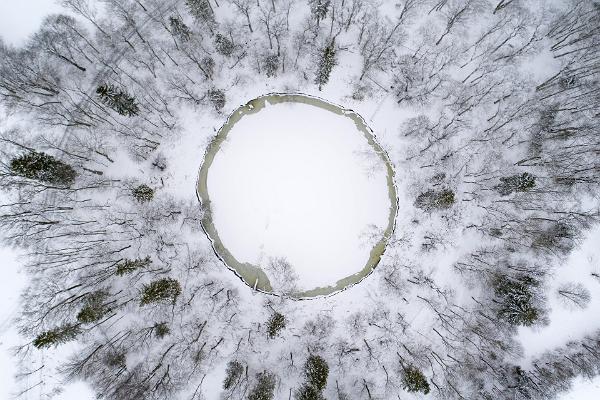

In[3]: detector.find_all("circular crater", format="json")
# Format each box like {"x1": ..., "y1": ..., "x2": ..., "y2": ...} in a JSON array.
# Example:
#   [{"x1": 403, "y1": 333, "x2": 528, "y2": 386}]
[{"x1": 197, "y1": 94, "x2": 398, "y2": 298}]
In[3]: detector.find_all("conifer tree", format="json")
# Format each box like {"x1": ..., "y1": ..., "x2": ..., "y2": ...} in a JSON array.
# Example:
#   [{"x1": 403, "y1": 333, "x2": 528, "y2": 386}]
[
  {"x1": 223, "y1": 360, "x2": 244, "y2": 390},
  {"x1": 401, "y1": 365, "x2": 430, "y2": 394},
  {"x1": 315, "y1": 39, "x2": 336, "y2": 90},
  {"x1": 493, "y1": 274, "x2": 541, "y2": 327},
  {"x1": 267, "y1": 312, "x2": 286, "y2": 338},
  {"x1": 415, "y1": 189, "x2": 455, "y2": 211},
  {"x1": 304, "y1": 354, "x2": 329, "y2": 391},
  {"x1": 115, "y1": 256, "x2": 152, "y2": 276},
  {"x1": 208, "y1": 89, "x2": 226, "y2": 111},
  {"x1": 169, "y1": 16, "x2": 192, "y2": 41},
  {"x1": 76, "y1": 290, "x2": 109, "y2": 324},
  {"x1": 154, "y1": 322, "x2": 170, "y2": 338},
  {"x1": 215, "y1": 33, "x2": 235, "y2": 56},
  {"x1": 33, "y1": 324, "x2": 81, "y2": 349},
  {"x1": 10, "y1": 151, "x2": 77, "y2": 186},
  {"x1": 263, "y1": 54, "x2": 280, "y2": 77},
  {"x1": 248, "y1": 371, "x2": 276, "y2": 400},
  {"x1": 96, "y1": 84, "x2": 139, "y2": 117},
  {"x1": 186, "y1": 0, "x2": 215, "y2": 28},
  {"x1": 140, "y1": 278, "x2": 181, "y2": 306},
  {"x1": 309, "y1": 0, "x2": 330, "y2": 25},
  {"x1": 132, "y1": 184, "x2": 154, "y2": 202},
  {"x1": 495, "y1": 172, "x2": 536, "y2": 196}
]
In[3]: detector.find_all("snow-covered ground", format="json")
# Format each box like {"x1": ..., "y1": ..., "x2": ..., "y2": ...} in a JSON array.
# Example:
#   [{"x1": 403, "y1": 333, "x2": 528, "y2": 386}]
[{"x1": 205, "y1": 97, "x2": 393, "y2": 292}]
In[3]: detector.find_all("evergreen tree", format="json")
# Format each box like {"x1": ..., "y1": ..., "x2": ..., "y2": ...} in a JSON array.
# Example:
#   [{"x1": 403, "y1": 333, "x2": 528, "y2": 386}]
[
  {"x1": 304, "y1": 354, "x2": 329, "y2": 391},
  {"x1": 315, "y1": 39, "x2": 336, "y2": 91},
  {"x1": 495, "y1": 172, "x2": 536, "y2": 196},
  {"x1": 208, "y1": 89, "x2": 226, "y2": 111},
  {"x1": 215, "y1": 33, "x2": 235, "y2": 56},
  {"x1": 401, "y1": 365, "x2": 430, "y2": 394},
  {"x1": 115, "y1": 256, "x2": 152, "y2": 276},
  {"x1": 169, "y1": 16, "x2": 192, "y2": 42},
  {"x1": 140, "y1": 278, "x2": 181, "y2": 306},
  {"x1": 77, "y1": 290, "x2": 110, "y2": 324},
  {"x1": 415, "y1": 189, "x2": 455, "y2": 211},
  {"x1": 267, "y1": 312, "x2": 286, "y2": 338},
  {"x1": 186, "y1": 0, "x2": 215, "y2": 27},
  {"x1": 263, "y1": 54, "x2": 280, "y2": 77},
  {"x1": 223, "y1": 360, "x2": 244, "y2": 390},
  {"x1": 295, "y1": 383, "x2": 325, "y2": 400},
  {"x1": 96, "y1": 84, "x2": 139, "y2": 117},
  {"x1": 33, "y1": 323, "x2": 81, "y2": 349},
  {"x1": 10, "y1": 151, "x2": 77, "y2": 186},
  {"x1": 154, "y1": 322, "x2": 170, "y2": 338},
  {"x1": 132, "y1": 184, "x2": 154, "y2": 202},
  {"x1": 248, "y1": 371, "x2": 276, "y2": 400},
  {"x1": 493, "y1": 274, "x2": 541, "y2": 327},
  {"x1": 309, "y1": 0, "x2": 330, "y2": 25}
]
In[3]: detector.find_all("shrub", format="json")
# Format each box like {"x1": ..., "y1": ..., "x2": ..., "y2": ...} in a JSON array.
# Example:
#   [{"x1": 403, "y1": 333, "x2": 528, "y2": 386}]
[
  {"x1": 402, "y1": 365, "x2": 430, "y2": 394},
  {"x1": 140, "y1": 278, "x2": 181, "y2": 306},
  {"x1": 33, "y1": 324, "x2": 81, "y2": 349},
  {"x1": 267, "y1": 312, "x2": 286, "y2": 338},
  {"x1": 132, "y1": 184, "x2": 154, "y2": 202},
  {"x1": 10, "y1": 151, "x2": 77, "y2": 186}
]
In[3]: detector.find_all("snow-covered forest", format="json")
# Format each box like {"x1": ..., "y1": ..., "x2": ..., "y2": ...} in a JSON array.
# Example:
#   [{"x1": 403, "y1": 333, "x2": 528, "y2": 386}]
[{"x1": 1, "y1": 0, "x2": 599, "y2": 399}]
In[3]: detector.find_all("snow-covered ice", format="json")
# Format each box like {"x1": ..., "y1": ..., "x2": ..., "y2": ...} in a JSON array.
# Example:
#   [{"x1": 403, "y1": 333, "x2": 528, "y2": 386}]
[{"x1": 206, "y1": 97, "x2": 393, "y2": 292}]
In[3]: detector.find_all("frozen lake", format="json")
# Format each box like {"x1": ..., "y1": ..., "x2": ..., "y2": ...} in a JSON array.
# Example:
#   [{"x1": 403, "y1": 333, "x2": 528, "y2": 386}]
[{"x1": 198, "y1": 94, "x2": 397, "y2": 297}]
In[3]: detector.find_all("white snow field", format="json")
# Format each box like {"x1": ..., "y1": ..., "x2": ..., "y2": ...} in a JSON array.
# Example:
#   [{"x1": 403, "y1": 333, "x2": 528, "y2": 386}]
[{"x1": 201, "y1": 95, "x2": 396, "y2": 295}]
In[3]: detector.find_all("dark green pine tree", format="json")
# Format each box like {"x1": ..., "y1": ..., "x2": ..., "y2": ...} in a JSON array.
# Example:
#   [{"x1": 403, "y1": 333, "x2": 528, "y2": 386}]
[
  {"x1": 493, "y1": 274, "x2": 541, "y2": 327},
  {"x1": 140, "y1": 278, "x2": 182, "y2": 306},
  {"x1": 76, "y1": 290, "x2": 110, "y2": 324},
  {"x1": 315, "y1": 39, "x2": 336, "y2": 91},
  {"x1": 96, "y1": 84, "x2": 140, "y2": 117},
  {"x1": 215, "y1": 33, "x2": 235, "y2": 56},
  {"x1": 263, "y1": 54, "x2": 280, "y2": 77},
  {"x1": 266, "y1": 312, "x2": 286, "y2": 338},
  {"x1": 33, "y1": 323, "x2": 81, "y2": 349},
  {"x1": 208, "y1": 89, "x2": 226, "y2": 111},
  {"x1": 495, "y1": 172, "x2": 536, "y2": 196},
  {"x1": 132, "y1": 184, "x2": 154, "y2": 202},
  {"x1": 294, "y1": 383, "x2": 325, "y2": 400},
  {"x1": 248, "y1": 371, "x2": 276, "y2": 400},
  {"x1": 10, "y1": 151, "x2": 77, "y2": 186},
  {"x1": 309, "y1": 0, "x2": 331, "y2": 25},
  {"x1": 115, "y1": 256, "x2": 152, "y2": 276},
  {"x1": 186, "y1": 0, "x2": 215, "y2": 28},
  {"x1": 414, "y1": 189, "x2": 455, "y2": 211},
  {"x1": 154, "y1": 322, "x2": 171, "y2": 338},
  {"x1": 304, "y1": 354, "x2": 329, "y2": 391},
  {"x1": 169, "y1": 16, "x2": 192, "y2": 41},
  {"x1": 223, "y1": 360, "x2": 244, "y2": 390},
  {"x1": 402, "y1": 365, "x2": 430, "y2": 394}
]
